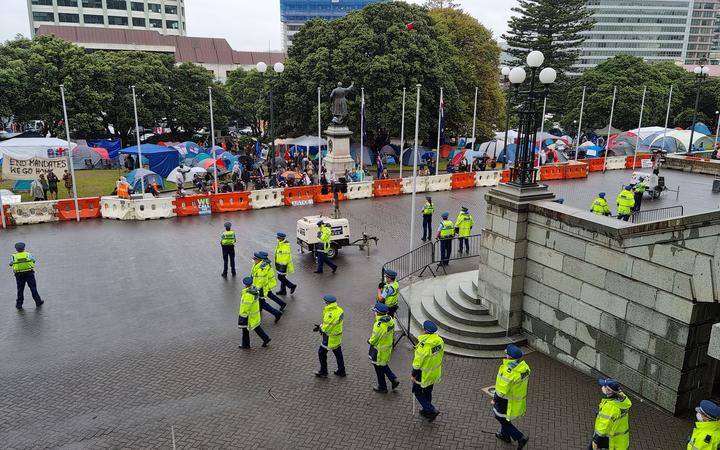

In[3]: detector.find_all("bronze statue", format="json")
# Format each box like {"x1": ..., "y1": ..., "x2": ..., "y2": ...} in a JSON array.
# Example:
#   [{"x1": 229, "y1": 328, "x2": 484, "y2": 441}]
[{"x1": 330, "y1": 82, "x2": 355, "y2": 125}]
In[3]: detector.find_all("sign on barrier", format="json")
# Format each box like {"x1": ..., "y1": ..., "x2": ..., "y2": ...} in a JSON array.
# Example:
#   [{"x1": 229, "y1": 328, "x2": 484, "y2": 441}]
[
  {"x1": 9, "y1": 200, "x2": 59, "y2": 225},
  {"x1": 426, "y1": 174, "x2": 452, "y2": 192},
  {"x1": 283, "y1": 186, "x2": 320, "y2": 206},
  {"x1": 401, "y1": 177, "x2": 428, "y2": 194},
  {"x1": 250, "y1": 188, "x2": 284, "y2": 209},
  {"x1": 345, "y1": 181, "x2": 373, "y2": 199},
  {"x1": 173, "y1": 194, "x2": 210, "y2": 217}
]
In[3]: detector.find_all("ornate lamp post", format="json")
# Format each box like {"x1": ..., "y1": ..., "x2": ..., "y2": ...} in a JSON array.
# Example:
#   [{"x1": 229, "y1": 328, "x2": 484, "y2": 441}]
[
  {"x1": 257, "y1": 61, "x2": 285, "y2": 177},
  {"x1": 688, "y1": 60, "x2": 709, "y2": 153},
  {"x1": 506, "y1": 50, "x2": 556, "y2": 186},
  {"x1": 500, "y1": 66, "x2": 511, "y2": 160}
]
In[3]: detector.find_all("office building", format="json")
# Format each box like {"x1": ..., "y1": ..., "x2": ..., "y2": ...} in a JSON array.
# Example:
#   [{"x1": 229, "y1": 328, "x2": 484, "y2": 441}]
[
  {"x1": 27, "y1": 0, "x2": 187, "y2": 37},
  {"x1": 280, "y1": 0, "x2": 387, "y2": 50}
]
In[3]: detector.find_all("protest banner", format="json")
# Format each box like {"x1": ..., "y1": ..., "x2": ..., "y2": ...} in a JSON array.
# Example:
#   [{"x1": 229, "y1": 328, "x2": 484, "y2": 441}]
[{"x1": 2, "y1": 156, "x2": 68, "y2": 180}]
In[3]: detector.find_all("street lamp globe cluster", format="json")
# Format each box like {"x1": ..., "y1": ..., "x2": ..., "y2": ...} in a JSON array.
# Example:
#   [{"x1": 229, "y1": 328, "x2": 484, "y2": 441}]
[
  {"x1": 256, "y1": 61, "x2": 285, "y2": 177},
  {"x1": 502, "y1": 50, "x2": 556, "y2": 187},
  {"x1": 688, "y1": 61, "x2": 710, "y2": 153}
]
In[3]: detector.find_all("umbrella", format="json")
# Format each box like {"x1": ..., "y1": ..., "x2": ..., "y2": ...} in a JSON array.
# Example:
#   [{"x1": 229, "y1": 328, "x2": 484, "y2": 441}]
[
  {"x1": 280, "y1": 170, "x2": 302, "y2": 179},
  {"x1": 200, "y1": 158, "x2": 225, "y2": 170},
  {"x1": 167, "y1": 166, "x2": 206, "y2": 184},
  {"x1": 450, "y1": 150, "x2": 467, "y2": 166}
]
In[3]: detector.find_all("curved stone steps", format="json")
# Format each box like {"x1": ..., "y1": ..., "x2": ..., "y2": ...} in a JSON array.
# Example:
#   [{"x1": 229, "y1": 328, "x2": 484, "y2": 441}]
[
  {"x1": 421, "y1": 294, "x2": 501, "y2": 333},
  {"x1": 408, "y1": 321, "x2": 513, "y2": 358},
  {"x1": 435, "y1": 278, "x2": 489, "y2": 316}
]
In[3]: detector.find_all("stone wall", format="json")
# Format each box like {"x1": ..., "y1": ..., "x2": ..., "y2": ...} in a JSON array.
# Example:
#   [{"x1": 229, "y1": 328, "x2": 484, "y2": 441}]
[
  {"x1": 664, "y1": 154, "x2": 720, "y2": 175},
  {"x1": 520, "y1": 201, "x2": 720, "y2": 414}
]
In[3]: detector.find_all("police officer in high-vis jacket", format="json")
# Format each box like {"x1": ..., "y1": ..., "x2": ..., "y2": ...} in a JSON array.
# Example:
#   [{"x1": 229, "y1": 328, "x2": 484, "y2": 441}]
[
  {"x1": 314, "y1": 295, "x2": 346, "y2": 378},
  {"x1": 314, "y1": 220, "x2": 338, "y2": 274},
  {"x1": 377, "y1": 269, "x2": 399, "y2": 317},
  {"x1": 493, "y1": 344, "x2": 530, "y2": 449},
  {"x1": 9, "y1": 242, "x2": 43, "y2": 310},
  {"x1": 590, "y1": 378, "x2": 632, "y2": 450},
  {"x1": 454, "y1": 206, "x2": 474, "y2": 254},
  {"x1": 437, "y1": 212, "x2": 455, "y2": 266},
  {"x1": 251, "y1": 251, "x2": 284, "y2": 322},
  {"x1": 421, "y1": 196, "x2": 434, "y2": 241},
  {"x1": 412, "y1": 320, "x2": 444, "y2": 421},
  {"x1": 274, "y1": 232, "x2": 297, "y2": 295},
  {"x1": 687, "y1": 400, "x2": 720, "y2": 450},
  {"x1": 368, "y1": 302, "x2": 399, "y2": 393},
  {"x1": 238, "y1": 277, "x2": 270, "y2": 348},
  {"x1": 220, "y1": 222, "x2": 236, "y2": 277}
]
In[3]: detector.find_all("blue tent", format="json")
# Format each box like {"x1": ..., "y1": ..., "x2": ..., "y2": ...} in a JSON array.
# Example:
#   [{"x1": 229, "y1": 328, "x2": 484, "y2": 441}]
[
  {"x1": 350, "y1": 144, "x2": 373, "y2": 165},
  {"x1": 120, "y1": 144, "x2": 179, "y2": 177},
  {"x1": 126, "y1": 168, "x2": 165, "y2": 193},
  {"x1": 401, "y1": 146, "x2": 434, "y2": 165},
  {"x1": 692, "y1": 122, "x2": 712, "y2": 136},
  {"x1": 87, "y1": 138, "x2": 122, "y2": 159}
]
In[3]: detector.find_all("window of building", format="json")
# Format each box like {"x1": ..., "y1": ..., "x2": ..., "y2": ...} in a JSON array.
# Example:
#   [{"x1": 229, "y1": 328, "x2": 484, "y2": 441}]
[
  {"x1": 165, "y1": 5, "x2": 178, "y2": 15},
  {"x1": 32, "y1": 11, "x2": 54, "y2": 22},
  {"x1": 58, "y1": 13, "x2": 80, "y2": 23},
  {"x1": 106, "y1": 0, "x2": 127, "y2": 10},
  {"x1": 84, "y1": 14, "x2": 104, "y2": 24},
  {"x1": 82, "y1": 0, "x2": 102, "y2": 8},
  {"x1": 149, "y1": 19, "x2": 163, "y2": 28},
  {"x1": 132, "y1": 17, "x2": 146, "y2": 27},
  {"x1": 148, "y1": 3, "x2": 161, "y2": 13},
  {"x1": 57, "y1": 0, "x2": 78, "y2": 6},
  {"x1": 108, "y1": 16, "x2": 129, "y2": 26},
  {"x1": 166, "y1": 20, "x2": 179, "y2": 29},
  {"x1": 131, "y1": 2, "x2": 145, "y2": 11},
  {"x1": 31, "y1": 0, "x2": 52, "y2": 5}
]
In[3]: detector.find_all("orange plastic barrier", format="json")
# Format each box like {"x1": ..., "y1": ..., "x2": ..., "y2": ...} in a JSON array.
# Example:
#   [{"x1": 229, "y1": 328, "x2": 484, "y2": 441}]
[
  {"x1": 451, "y1": 172, "x2": 476, "y2": 189},
  {"x1": 539, "y1": 165, "x2": 564, "y2": 181},
  {"x1": 373, "y1": 179, "x2": 402, "y2": 197},
  {"x1": 314, "y1": 190, "x2": 346, "y2": 203},
  {"x1": 173, "y1": 194, "x2": 210, "y2": 216},
  {"x1": 56, "y1": 197, "x2": 102, "y2": 221},
  {"x1": 282, "y1": 186, "x2": 320, "y2": 206},
  {"x1": 564, "y1": 164, "x2": 589, "y2": 179},
  {"x1": 500, "y1": 170, "x2": 510, "y2": 183},
  {"x1": 625, "y1": 154, "x2": 653, "y2": 169},
  {"x1": 585, "y1": 158, "x2": 605, "y2": 172},
  {"x1": 210, "y1": 192, "x2": 252, "y2": 213},
  {"x1": 1, "y1": 204, "x2": 12, "y2": 227}
]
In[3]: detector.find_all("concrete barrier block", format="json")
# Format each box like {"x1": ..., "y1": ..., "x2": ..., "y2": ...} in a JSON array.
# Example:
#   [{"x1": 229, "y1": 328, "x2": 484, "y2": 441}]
[
  {"x1": 581, "y1": 283, "x2": 628, "y2": 319},
  {"x1": 345, "y1": 181, "x2": 373, "y2": 199},
  {"x1": 134, "y1": 197, "x2": 176, "y2": 220},
  {"x1": 400, "y1": 177, "x2": 428, "y2": 194},
  {"x1": 9, "y1": 201, "x2": 59, "y2": 225},
  {"x1": 100, "y1": 197, "x2": 137, "y2": 220},
  {"x1": 426, "y1": 174, "x2": 452, "y2": 192},
  {"x1": 249, "y1": 188, "x2": 283, "y2": 209},
  {"x1": 475, "y1": 170, "x2": 501, "y2": 187}
]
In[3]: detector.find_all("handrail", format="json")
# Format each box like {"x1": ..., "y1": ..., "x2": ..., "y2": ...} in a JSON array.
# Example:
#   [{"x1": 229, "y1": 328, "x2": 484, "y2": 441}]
[{"x1": 631, "y1": 205, "x2": 684, "y2": 223}]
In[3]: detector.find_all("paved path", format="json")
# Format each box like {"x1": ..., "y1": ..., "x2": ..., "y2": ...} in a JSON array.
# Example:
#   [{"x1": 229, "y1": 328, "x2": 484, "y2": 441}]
[{"x1": 0, "y1": 169, "x2": 708, "y2": 448}]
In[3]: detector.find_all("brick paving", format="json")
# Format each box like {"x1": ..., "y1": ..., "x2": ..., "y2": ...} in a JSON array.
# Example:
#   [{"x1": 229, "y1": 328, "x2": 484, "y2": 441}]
[{"x1": 0, "y1": 169, "x2": 707, "y2": 449}]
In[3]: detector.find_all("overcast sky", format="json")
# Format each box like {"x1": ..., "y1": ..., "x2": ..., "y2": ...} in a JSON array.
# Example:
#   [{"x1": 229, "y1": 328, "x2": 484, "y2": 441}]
[{"x1": 1, "y1": 0, "x2": 517, "y2": 50}]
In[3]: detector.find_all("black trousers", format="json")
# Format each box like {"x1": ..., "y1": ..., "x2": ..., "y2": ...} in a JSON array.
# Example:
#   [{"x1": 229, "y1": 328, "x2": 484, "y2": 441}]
[
  {"x1": 422, "y1": 215, "x2": 432, "y2": 240},
  {"x1": 458, "y1": 237, "x2": 469, "y2": 253},
  {"x1": 495, "y1": 415, "x2": 525, "y2": 442},
  {"x1": 412, "y1": 383, "x2": 435, "y2": 414},
  {"x1": 318, "y1": 345, "x2": 345, "y2": 375},
  {"x1": 266, "y1": 291, "x2": 287, "y2": 309},
  {"x1": 221, "y1": 245, "x2": 236, "y2": 275},
  {"x1": 440, "y1": 238, "x2": 452, "y2": 265},
  {"x1": 259, "y1": 298, "x2": 281, "y2": 319},
  {"x1": 373, "y1": 364, "x2": 397, "y2": 391},
  {"x1": 633, "y1": 192, "x2": 643, "y2": 212},
  {"x1": 277, "y1": 273, "x2": 296, "y2": 294},
  {"x1": 241, "y1": 326, "x2": 270, "y2": 347},
  {"x1": 15, "y1": 271, "x2": 42, "y2": 307},
  {"x1": 315, "y1": 251, "x2": 337, "y2": 273}
]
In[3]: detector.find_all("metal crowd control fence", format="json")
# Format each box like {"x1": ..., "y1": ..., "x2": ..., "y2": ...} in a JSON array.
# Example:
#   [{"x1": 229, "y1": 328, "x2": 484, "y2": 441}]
[
  {"x1": 381, "y1": 233, "x2": 482, "y2": 347},
  {"x1": 631, "y1": 205, "x2": 684, "y2": 223}
]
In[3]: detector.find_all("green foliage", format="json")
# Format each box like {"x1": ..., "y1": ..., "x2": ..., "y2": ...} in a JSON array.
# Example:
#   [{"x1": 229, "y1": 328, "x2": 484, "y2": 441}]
[{"x1": 225, "y1": 68, "x2": 269, "y2": 138}]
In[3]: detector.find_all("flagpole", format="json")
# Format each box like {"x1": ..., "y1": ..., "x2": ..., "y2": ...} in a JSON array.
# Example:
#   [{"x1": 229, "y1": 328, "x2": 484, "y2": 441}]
[
  {"x1": 632, "y1": 86, "x2": 647, "y2": 170},
  {"x1": 317, "y1": 86, "x2": 323, "y2": 176},
  {"x1": 209, "y1": 86, "x2": 218, "y2": 194},
  {"x1": 435, "y1": 87, "x2": 443, "y2": 176},
  {"x1": 399, "y1": 87, "x2": 407, "y2": 179},
  {"x1": 575, "y1": 86, "x2": 586, "y2": 161},
  {"x1": 602, "y1": 86, "x2": 617, "y2": 173},
  {"x1": 471, "y1": 86, "x2": 478, "y2": 148},
  {"x1": 409, "y1": 84, "x2": 422, "y2": 271},
  {"x1": 60, "y1": 85, "x2": 81, "y2": 222},
  {"x1": 540, "y1": 97, "x2": 548, "y2": 135},
  {"x1": 663, "y1": 85, "x2": 673, "y2": 148},
  {"x1": 131, "y1": 85, "x2": 145, "y2": 195},
  {"x1": 360, "y1": 87, "x2": 365, "y2": 171}
]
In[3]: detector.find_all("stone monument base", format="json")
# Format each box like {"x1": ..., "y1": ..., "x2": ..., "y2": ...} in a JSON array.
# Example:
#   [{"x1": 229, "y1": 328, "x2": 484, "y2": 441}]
[{"x1": 323, "y1": 125, "x2": 356, "y2": 179}]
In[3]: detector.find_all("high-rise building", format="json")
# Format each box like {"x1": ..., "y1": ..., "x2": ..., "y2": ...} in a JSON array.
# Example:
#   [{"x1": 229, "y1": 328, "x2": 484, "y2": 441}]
[
  {"x1": 27, "y1": 0, "x2": 187, "y2": 37},
  {"x1": 280, "y1": 0, "x2": 387, "y2": 50},
  {"x1": 690, "y1": 0, "x2": 720, "y2": 65}
]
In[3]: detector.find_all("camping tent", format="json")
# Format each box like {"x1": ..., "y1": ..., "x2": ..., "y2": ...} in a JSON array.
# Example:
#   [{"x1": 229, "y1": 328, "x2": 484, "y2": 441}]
[
  {"x1": 71, "y1": 145, "x2": 110, "y2": 169},
  {"x1": 120, "y1": 144, "x2": 180, "y2": 177},
  {"x1": 87, "y1": 138, "x2": 121, "y2": 159},
  {"x1": 495, "y1": 130, "x2": 518, "y2": 144},
  {"x1": 0, "y1": 137, "x2": 77, "y2": 159},
  {"x1": 126, "y1": 168, "x2": 165, "y2": 192},
  {"x1": 401, "y1": 146, "x2": 434, "y2": 166},
  {"x1": 691, "y1": 122, "x2": 712, "y2": 136},
  {"x1": 648, "y1": 130, "x2": 713, "y2": 153},
  {"x1": 477, "y1": 140, "x2": 506, "y2": 157},
  {"x1": 286, "y1": 136, "x2": 327, "y2": 159},
  {"x1": 350, "y1": 144, "x2": 373, "y2": 165},
  {"x1": 594, "y1": 125, "x2": 623, "y2": 136},
  {"x1": 626, "y1": 127, "x2": 672, "y2": 141}
]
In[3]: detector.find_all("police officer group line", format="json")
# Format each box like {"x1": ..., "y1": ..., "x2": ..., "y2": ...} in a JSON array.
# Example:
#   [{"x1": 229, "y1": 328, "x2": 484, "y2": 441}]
[
  {"x1": 420, "y1": 196, "x2": 475, "y2": 267},
  {"x1": 590, "y1": 178, "x2": 646, "y2": 222}
]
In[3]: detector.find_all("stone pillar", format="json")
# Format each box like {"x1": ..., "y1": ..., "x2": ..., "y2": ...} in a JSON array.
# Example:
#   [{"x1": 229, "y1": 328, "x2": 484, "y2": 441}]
[
  {"x1": 323, "y1": 125, "x2": 355, "y2": 179},
  {"x1": 477, "y1": 183, "x2": 555, "y2": 334}
]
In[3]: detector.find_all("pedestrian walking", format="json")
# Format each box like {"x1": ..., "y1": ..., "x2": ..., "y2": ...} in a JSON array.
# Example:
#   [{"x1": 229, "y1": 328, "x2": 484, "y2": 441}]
[
  {"x1": 220, "y1": 222, "x2": 236, "y2": 278},
  {"x1": 454, "y1": 206, "x2": 474, "y2": 254},
  {"x1": 46, "y1": 171, "x2": 59, "y2": 200},
  {"x1": 687, "y1": 400, "x2": 720, "y2": 449},
  {"x1": 30, "y1": 178, "x2": 45, "y2": 201},
  {"x1": 590, "y1": 192, "x2": 611, "y2": 216},
  {"x1": 412, "y1": 320, "x2": 444, "y2": 421},
  {"x1": 492, "y1": 344, "x2": 530, "y2": 449},
  {"x1": 238, "y1": 277, "x2": 271, "y2": 348},
  {"x1": 9, "y1": 242, "x2": 43, "y2": 310},
  {"x1": 274, "y1": 232, "x2": 297, "y2": 295},
  {"x1": 251, "y1": 251, "x2": 284, "y2": 322},
  {"x1": 633, "y1": 178, "x2": 646, "y2": 212},
  {"x1": 314, "y1": 295, "x2": 346, "y2": 378},
  {"x1": 368, "y1": 302, "x2": 399, "y2": 393},
  {"x1": 616, "y1": 186, "x2": 635, "y2": 222},
  {"x1": 261, "y1": 253, "x2": 288, "y2": 311},
  {"x1": 589, "y1": 378, "x2": 632, "y2": 450},
  {"x1": 62, "y1": 169, "x2": 73, "y2": 197},
  {"x1": 421, "y1": 196, "x2": 434, "y2": 241},
  {"x1": 314, "y1": 220, "x2": 337, "y2": 274},
  {"x1": 377, "y1": 269, "x2": 399, "y2": 318},
  {"x1": 437, "y1": 212, "x2": 454, "y2": 266}
]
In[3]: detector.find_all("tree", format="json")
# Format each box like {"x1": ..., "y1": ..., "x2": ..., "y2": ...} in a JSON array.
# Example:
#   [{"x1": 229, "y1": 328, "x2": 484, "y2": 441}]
[
  {"x1": 225, "y1": 68, "x2": 269, "y2": 139},
  {"x1": 168, "y1": 63, "x2": 230, "y2": 134},
  {"x1": 502, "y1": 0, "x2": 593, "y2": 78}
]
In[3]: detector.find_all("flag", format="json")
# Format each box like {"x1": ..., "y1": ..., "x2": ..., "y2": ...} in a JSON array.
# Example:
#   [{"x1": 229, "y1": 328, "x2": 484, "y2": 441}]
[
  {"x1": 439, "y1": 92, "x2": 445, "y2": 143},
  {"x1": 361, "y1": 96, "x2": 367, "y2": 144},
  {"x1": 406, "y1": 22, "x2": 415, "y2": 31}
]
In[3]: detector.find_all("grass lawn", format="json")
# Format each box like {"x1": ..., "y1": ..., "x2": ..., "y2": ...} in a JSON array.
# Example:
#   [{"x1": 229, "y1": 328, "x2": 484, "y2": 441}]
[{"x1": 0, "y1": 169, "x2": 133, "y2": 202}]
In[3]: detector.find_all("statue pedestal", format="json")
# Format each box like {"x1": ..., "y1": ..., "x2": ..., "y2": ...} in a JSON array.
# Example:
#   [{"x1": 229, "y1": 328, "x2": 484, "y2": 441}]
[{"x1": 323, "y1": 125, "x2": 356, "y2": 179}]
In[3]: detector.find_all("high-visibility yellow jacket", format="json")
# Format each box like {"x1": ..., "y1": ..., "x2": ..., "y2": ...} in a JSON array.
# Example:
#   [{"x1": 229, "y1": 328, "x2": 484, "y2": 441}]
[
  {"x1": 687, "y1": 421, "x2": 720, "y2": 450},
  {"x1": 439, "y1": 220, "x2": 454, "y2": 238},
  {"x1": 616, "y1": 189, "x2": 635, "y2": 215},
  {"x1": 591, "y1": 197, "x2": 611, "y2": 215},
  {"x1": 368, "y1": 314, "x2": 395, "y2": 366},
  {"x1": 274, "y1": 239, "x2": 294, "y2": 274},
  {"x1": 380, "y1": 281, "x2": 399, "y2": 307},
  {"x1": 413, "y1": 332, "x2": 444, "y2": 388},
  {"x1": 320, "y1": 302, "x2": 344, "y2": 350},
  {"x1": 238, "y1": 287, "x2": 261, "y2": 330},
  {"x1": 422, "y1": 201, "x2": 434, "y2": 215},
  {"x1": 494, "y1": 358, "x2": 531, "y2": 421},
  {"x1": 455, "y1": 212, "x2": 474, "y2": 237},
  {"x1": 221, "y1": 230, "x2": 236, "y2": 246},
  {"x1": 251, "y1": 260, "x2": 277, "y2": 296},
  {"x1": 634, "y1": 182, "x2": 646, "y2": 194},
  {"x1": 319, "y1": 224, "x2": 332, "y2": 253},
  {"x1": 593, "y1": 394, "x2": 632, "y2": 450},
  {"x1": 11, "y1": 252, "x2": 35, "y2": 273}
]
